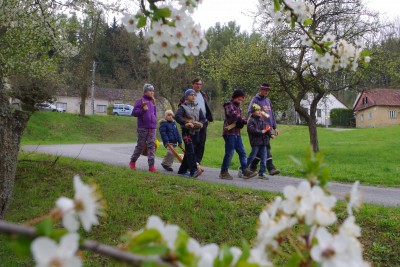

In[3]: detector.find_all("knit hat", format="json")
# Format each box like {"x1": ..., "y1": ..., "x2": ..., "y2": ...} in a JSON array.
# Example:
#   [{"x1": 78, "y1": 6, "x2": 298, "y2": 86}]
[
  {"x1": 143, "y1": 84, "x2": 154, "y2": 93},
  {"x1": 184, "y1": 89, "x2": 196, "y2": 99},
  {"x1": 260, "y1": 82, "x2": 271, "y2": 90},
  {"x1": 165, "y1": 110, "x2": 174, "y2": 117},
  {"x1": 250, "y1": 103, "x2": 262, "y2": 113},
  {"x1": 232, "y1": 89, "x2": 245, "y2": 99}
]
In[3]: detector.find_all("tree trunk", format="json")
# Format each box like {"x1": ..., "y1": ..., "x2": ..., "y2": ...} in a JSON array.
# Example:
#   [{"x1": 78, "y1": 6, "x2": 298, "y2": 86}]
[
  {"x1": 307, "y1": 121, "x2": 319, "y2": 152},
  {"x1": 294, "y1": 100, "x2": 320, "y2": 152},
  {"x1": 80, "y1": 89, "x2": 86, "y2": 117},
  {"x1": 0, "y1": 91, "x2": 30, "y2": 219}
]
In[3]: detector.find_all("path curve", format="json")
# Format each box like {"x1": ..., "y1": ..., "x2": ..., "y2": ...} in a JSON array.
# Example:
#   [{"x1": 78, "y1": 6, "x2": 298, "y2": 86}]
[{"x1": 22, "y1": 144, "x2": 400, "y2": 207}]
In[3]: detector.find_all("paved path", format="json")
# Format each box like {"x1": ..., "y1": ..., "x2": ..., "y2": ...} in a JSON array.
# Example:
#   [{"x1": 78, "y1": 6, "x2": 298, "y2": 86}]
[{"x1": 22, "y1": 144, "x2": 400, "y2": 207}]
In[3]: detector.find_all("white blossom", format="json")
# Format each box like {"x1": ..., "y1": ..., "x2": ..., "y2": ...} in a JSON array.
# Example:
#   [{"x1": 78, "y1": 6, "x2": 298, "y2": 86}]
[
  {"x1": 248, "y1": 246, "x2": 273, "y2": 267},
  {"x1": 121, "y1": 13, "x2": 138, "y2": 33},
  {"x1": 347, "y1": 181, "x2": 363, "y2": 215},
  {"x1": 340, "y1": 216, "x2": 361, "y2": 238},
  {"x1": 56, "y1": 176, "x2": 103, "y2": 232},
  {"x1": 229, "y1": 247, "x2": 242, "y2": 266},
  {"x1": 146, "y1": 215, "x2": 179, "y2": 249},
  {"x1": 282, "y1": 181, "x2": 311, "y2": 215},
  {"x1": 31, "y1": 233, "x2": 81, "y2": 267},
  {"x1": 311, "y1": 227, "x2": 370, "y2": 267}
]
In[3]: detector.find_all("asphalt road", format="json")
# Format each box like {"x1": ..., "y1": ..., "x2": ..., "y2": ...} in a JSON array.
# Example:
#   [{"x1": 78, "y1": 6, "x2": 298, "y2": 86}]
[{"x1": 22, "y1": 143, "x2": 400, "y2": 207}]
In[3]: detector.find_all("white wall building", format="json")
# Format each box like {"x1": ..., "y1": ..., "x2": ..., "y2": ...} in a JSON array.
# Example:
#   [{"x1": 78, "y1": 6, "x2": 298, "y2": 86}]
[{"x1": 298, "y1": 93, "x2": 348, "y2": 126}]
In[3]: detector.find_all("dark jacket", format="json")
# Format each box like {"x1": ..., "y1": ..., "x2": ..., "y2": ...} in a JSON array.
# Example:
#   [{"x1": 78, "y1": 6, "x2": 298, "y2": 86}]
[
  {"x1": 159, "y1": 119, "x2": 182, "y2": 146},
  {"x1": 247, "y1": 115, "x2": 268, "y2": 146},
  {"x1": 132, "y1": 95, "x2": 157, "y2": 129},
  {"x1": 247, "y1": 93, "x2": 277, "y2": 129},
  {"x1": 180, "y1": 90, "x2": 213, "y2": 123},
  {"x1": 222, "y1": 100, "x2": 247, "y2": 136}
]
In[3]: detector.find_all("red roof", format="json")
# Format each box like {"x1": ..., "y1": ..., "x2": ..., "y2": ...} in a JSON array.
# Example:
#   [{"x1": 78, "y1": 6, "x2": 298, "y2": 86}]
[{"x1": 353, "y1": 88, "x2": 400, "y2": 111}]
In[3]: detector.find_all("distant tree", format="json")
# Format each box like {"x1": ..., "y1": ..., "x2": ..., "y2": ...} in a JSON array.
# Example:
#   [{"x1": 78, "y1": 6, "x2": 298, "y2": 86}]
[
  {"x1": 96, "y1": 23, "x2": 149, "y2": 89},
  {"x1": 61, "y1": 11, "x2": 104, "y2": 117},
  {"x1": 148, "y1": 61, "x2": 198, "y2": 113},
  {"x1": 202, "y1": 33, "x2": 289, "y2": 114},
  {"x1": 200, "y1": 22, "x2": 258, "y2": 107},
  {"x1": 356, "y1": 18, "x2": 400, "y2": 89},
  {"x1": 252, "y1": 0, "x2": 380, "y2": 152}
]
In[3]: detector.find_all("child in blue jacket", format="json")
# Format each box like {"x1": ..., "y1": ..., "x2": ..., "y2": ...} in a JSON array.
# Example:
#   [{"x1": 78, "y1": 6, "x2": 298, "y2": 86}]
[{"x1": 159, "y1": 110, "x2": 183, "y2": 171}]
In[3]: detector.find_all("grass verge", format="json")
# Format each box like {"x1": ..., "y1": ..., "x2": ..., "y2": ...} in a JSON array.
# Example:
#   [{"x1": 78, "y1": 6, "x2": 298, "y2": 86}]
[{"x1": 0, "y1": 153, "x2": 399, "y2": 266}]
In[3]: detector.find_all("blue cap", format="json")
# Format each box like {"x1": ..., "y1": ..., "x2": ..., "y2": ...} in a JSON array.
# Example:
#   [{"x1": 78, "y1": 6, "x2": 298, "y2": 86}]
[{"x1": 184, "y1": 89, "x2": 196, "y2": 99}]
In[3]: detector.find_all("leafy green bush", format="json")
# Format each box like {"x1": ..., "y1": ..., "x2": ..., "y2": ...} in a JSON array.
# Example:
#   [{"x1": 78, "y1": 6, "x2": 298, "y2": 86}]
[{"x1": 330, "y1": 108, "x2": 355, "y2": 127}]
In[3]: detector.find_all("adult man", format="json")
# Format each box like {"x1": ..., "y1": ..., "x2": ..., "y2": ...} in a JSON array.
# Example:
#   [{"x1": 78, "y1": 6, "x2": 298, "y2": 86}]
[
  {"x1": 246, "y1": 82, "x2": 280, "y2": 176},
  {"x1": 220, "y1": 89, "x2": 257, "y2": 180},
  {"x1": 191, "y1": 78, "x2": 213, "y2": 164},
  {"x1": 129, "y1": 84, "x2": 158, "y2": 172}
]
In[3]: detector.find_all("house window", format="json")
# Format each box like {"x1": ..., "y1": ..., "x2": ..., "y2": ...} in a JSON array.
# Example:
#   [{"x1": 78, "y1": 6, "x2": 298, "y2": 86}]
[
  {"x1": 389, "y1": 110, "x2": 397, "y2": 119},
  {"x1": 317, "y1": 109, "x2": 322, "y2": 118},
  {"x1": 96, "y1": 105, "x2": 107, "y2": 113},
  {"x1": 360, "y1": 114, "x2": 364, "y2": 121},
  {"x1": 368, "y1": 112, "x2": 372, "y2": 119}
]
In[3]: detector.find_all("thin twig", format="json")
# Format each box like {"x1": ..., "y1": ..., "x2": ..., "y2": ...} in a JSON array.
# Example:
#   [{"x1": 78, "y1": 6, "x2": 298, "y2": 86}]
[{"x1": 0, "y1": 220, "x2": 173, "y2": 266}]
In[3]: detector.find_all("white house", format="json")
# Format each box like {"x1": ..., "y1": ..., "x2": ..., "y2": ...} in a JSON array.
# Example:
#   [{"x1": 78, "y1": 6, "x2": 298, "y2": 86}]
[{"x1": 297, "y1": 93, "x2": 348, "y2": 126}]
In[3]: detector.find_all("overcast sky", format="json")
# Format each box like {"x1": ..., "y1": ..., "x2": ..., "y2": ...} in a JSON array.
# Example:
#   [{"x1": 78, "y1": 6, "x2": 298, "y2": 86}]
[{"x1": 191, "y1": 0, "x2": 400, "y2": 32}]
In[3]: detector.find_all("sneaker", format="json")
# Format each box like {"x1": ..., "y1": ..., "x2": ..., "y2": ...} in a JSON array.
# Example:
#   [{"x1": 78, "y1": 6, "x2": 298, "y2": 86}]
[
  {"x1": 129, "y1": 161, "x2": 136, "y2": 170},
  {"x1": 219, "y1": 171, "x2": 233, "y2": 180},
  {"x1": 250, "y1": 167, "x2": 257, "y2": 173},
  {"x1": 178, "y1": 171, "x2": 190, "y2": 177},
  {"x1": 191, "y1": 169, "x2": 203, "y2": 178},
  {"x1": 238, "y1": 168, "x2": 243, "y2": 178},
  {"x1": 258, "y1": 173, "x2": 269, "y2": 180},
  {"x1": 269, "y1": 169, "x2": 281, "y2": 176},
  {"x1": 149, "y1": 166, "x2": 158, "y2": 173},
  {"x1": 162, "y1": 164, "x2": 173, "y2": 171},
  {"x1": 242, "y1": 168, "x2": 257, "y2": 179}
]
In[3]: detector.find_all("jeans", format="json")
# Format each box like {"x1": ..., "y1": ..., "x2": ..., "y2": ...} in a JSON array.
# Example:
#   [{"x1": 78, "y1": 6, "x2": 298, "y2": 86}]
[
  {"x1": 221, "y1": 135, "x2": 248, "y2": 172},
  {"x1": 250, "y1": 140, "x2": 276, "y2": 171},
  {"x1": 247, "y1": 145, "x2": 267, "y2": 175}
]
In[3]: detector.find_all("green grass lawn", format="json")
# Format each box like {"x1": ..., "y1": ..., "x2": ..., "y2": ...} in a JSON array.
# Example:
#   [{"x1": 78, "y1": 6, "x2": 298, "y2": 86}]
[
  {"x1": 1, "y1": 154, "x2": 399, "y2": 266},
  {"x1": 23, "y1": 112, "x2": 400, "y2": 187}
]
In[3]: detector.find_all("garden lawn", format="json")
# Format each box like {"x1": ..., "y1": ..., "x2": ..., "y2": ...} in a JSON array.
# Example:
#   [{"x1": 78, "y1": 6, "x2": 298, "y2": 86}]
[{"x1": 22, "y1": 112, "x2": 400, "y2": 186}]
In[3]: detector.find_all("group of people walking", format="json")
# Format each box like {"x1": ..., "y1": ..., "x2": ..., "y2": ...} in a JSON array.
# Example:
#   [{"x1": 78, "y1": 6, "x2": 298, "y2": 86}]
[{"x1": 128, "y1": 78, "x2": 280, "y2": 180}]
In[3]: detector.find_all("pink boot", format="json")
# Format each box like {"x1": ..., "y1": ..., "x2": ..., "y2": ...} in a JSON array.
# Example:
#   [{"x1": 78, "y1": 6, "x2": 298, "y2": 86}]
[
  {"x1": 129, "y1": 161, "x2": 136, "y2": 170},
  {"x1": 149, "y1": 166, "x2": 158, "y2": 173}
]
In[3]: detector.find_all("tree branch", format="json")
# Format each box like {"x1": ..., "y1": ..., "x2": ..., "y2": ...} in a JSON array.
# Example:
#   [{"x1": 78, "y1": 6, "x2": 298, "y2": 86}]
[{"x1": 0, "y1": 220, "x2": 173, "y2": 266}]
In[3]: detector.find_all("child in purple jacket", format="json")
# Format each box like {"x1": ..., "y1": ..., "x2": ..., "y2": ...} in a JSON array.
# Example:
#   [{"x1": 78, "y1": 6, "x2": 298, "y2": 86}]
[{"x1": 129, "y1": 84, "x2": 158, "y2": 172}]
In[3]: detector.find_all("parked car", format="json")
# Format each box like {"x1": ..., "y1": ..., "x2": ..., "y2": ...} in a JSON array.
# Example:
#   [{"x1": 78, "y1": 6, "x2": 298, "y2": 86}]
[
  {"x1": 35, "y1": 102, "x2": 65, "y2": 112},
  {"x1": 112, "y1": 104, "x2": 133, "y2": 116}
]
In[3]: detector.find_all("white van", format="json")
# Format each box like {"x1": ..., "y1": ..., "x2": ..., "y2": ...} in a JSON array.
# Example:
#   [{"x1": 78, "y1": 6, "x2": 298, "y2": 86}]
[{"x1": 112, "y1": 104, "x2": 133, "y2": 116}]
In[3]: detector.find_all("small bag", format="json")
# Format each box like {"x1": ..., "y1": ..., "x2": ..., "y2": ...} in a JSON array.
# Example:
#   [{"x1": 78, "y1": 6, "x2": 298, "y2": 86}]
[{"x1": 141, "y1": 139, "x2": 160, "y2": 156}]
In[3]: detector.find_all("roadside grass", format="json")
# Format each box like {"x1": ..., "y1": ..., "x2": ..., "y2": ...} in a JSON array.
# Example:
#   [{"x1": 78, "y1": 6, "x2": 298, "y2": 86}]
[
  {"x1": 22, "y1": 112, "x2": 400, "y2": 187},
  {"x1": 22, "y1": 112, "x2": 137, "y2": 144},
  {"x1": 1, "y1": 153, "x2": 399, "y2": 266}
]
